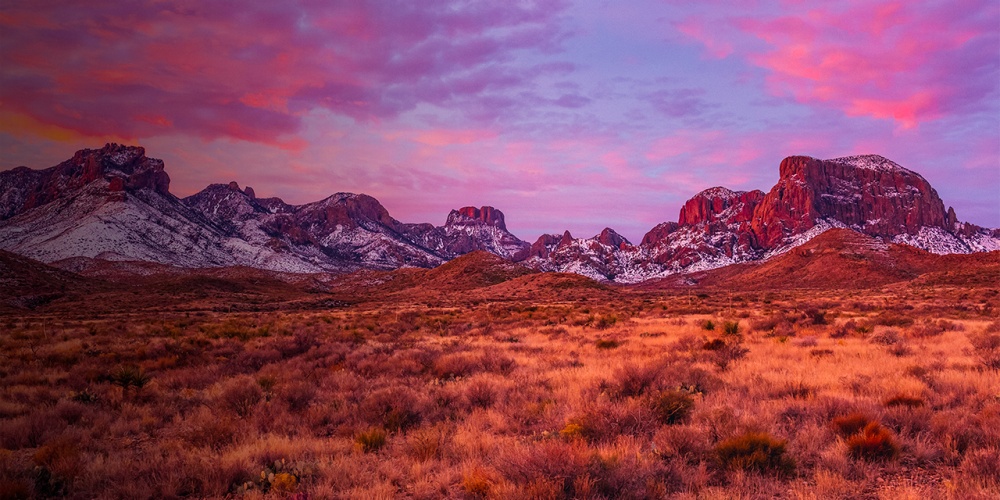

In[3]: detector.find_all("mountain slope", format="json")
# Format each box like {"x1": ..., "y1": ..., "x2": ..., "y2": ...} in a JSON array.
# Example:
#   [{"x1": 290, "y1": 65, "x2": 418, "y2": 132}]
[
  {"x1": 1, "y1": 145, "x2": 997, "y2": 283},
  {"x1": 530, "y1": 154, "x2": 998, "y2": 280}
]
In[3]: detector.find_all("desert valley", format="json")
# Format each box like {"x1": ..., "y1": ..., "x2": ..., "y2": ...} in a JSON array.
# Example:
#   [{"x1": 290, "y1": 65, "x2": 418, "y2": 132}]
[{"x1": 0, "y1": 146, "x2": 998, "y2": 498}]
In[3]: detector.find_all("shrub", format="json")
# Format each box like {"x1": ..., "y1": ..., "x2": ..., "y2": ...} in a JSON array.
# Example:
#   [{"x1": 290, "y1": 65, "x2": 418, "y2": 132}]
[
  {"x1": 359, "y1": 387, "x2": 422, "y2": 431},
  {"x1": 873, "y1": 312, "x2": 914, "y2": 327},
  {"x1": 464, "y1": 378, "x2": 498, "y2": 409},
  {"x1": 715, "y1": 432, "x2": 795, "y2": 475},
  {"x1": 595, "y1": 315, "x2": 619, "y2": 330},
  {"x1": 869, "y1": 329, "x2": 901, "y2": 345},
  {"x1": 650, "y1": 390, "x2": 695, "y2": 425},
  {"x1": 806, "y1": 309, "x2": 827, "y2": 325},
  {"x1": 911, "y1": 321, "x2": 944, "y2": 338},
  {"x1": 968, "y1": 332, "x2": 1000, "y2": 369},
  {"x1": 595, "y1": 339, "x2": 621, "y2": 350},
  {"x1": 702, "y1": 339, "x2": 726, "y2": 351},
  {"x1": 846, "y1": 422, "x2": 899, "y2": 461},
  {"x1": 792, "y1": 336, "x2": 818, "y2": 347},
  {"x1": 355, "y1": 428, "x2": 388, "y2": 453},
  {"x1": 712, "y1": 342, "x2": 749, "y2": 371},
  {"x1": 701, "y1": 320, "x2": 716, "y2": 331},
  {"x1": 220, "y1": 377, "x2": 263, "y2": 418},
  {"x1": 831, "y1": 413, "x2": 872, "y2": 438},
  {"x1": 884, "y1": 394, "x2": 924, "y2": 408},
  {"x1": 109, "y1": 364, "x2": 150, "y2": 393},
  {"x1": 603, "y1": 363, "x2": 662, "y2": 399},
  {"x1": 722, "y1": 321, "x2": 740, "y2": 336}
]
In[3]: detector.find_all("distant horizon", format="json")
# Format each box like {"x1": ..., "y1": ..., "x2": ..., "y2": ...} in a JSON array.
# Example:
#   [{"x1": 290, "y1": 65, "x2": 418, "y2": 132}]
[{"x1": 2, "y1": 1, "x2": 997, "y2": 242}]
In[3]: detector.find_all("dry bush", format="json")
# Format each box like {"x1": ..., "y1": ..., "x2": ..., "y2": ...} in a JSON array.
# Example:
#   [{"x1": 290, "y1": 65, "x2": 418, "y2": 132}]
[
  {"x1": 602, "y1": 362, "x2": 664, "y2": 399},
  {"x1": 715, "y1": 432, "x2": 795, "y2": 476},
  {"x1": 564, "y1": 399, "x2": 656, "y2": 443},
  {"x1": 869, "y1": 328, "x2": 901, "y2": 345},
  {"x1": 595, "y1": 338, "x2": 622, "y2": 350},
  {"x1": 354, "y1": 428, "x2": 387, "y2": 453},
  {"x1": 845, "y1": 422, "x2": 899, "y2": 461},
  {"x1": 831, "y1": 413, "x2": 872, "y2": 438},
  {"x1": 650, "y1": 390, "x2": 696, "y2": 425},
  {"x1": 884, "y1": 394, "x2": 924, "y2": 408},
  {"x1": 279, "y1": 380, "x2": 317, "y2": 413},
  {"x1": 496, "y1": 440, "x2": 592, "y2": 497},
  {"x1": 358, "y1": 386, "x2": 423, "y2": 432},
  {"x1": 968, "y1": 332, "x2": 1000, "y2": 369},
  {"x1": 219, "y1": 376, "x2": 263, "y2": 418},
  {"x1": 464, "y1": 377, "x2": 499, "y2": 409}
]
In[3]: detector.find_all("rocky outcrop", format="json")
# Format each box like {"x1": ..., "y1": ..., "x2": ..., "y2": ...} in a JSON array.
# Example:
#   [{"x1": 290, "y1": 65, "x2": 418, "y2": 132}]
[
  {"x1": 749, "y1": 155, "x2": 950, "y2": 249},
  {"x1": 448, "y1": 206, "x2": 507, "y2": 230},
  {"x1": 0, "y1": 143, "x2": 169, "y2": 220}
]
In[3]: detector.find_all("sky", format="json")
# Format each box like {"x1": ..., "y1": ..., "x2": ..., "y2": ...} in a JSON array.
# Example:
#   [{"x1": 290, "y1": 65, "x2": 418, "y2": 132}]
[{"x1": 1, "y1": 0, "x2": 998, "y2": 243}]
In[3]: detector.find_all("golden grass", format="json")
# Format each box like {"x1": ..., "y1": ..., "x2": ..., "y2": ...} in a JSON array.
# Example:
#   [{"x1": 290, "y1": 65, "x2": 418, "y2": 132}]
[{"x1": 0, "y1": 288, "x2": 998, "y2": 497}]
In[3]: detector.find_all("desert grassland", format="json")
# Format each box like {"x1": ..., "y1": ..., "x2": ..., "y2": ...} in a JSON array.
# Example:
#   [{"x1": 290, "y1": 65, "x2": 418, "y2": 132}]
[{"x1": 0, "y1": 288, "x2": 998, "y2": 499}]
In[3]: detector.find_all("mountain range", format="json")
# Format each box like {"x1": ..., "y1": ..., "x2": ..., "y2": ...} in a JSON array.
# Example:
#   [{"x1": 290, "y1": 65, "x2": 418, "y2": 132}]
[{"x1": 1, "y1": 143, "x2": 997, "y2": 283}]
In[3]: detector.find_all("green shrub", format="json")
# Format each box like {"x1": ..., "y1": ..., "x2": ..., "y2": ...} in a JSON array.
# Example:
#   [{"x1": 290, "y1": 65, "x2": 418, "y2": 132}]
[
  {"x1": 715, "y1": 432, "x2": 794, "y2": 475},
  {"x1": 701, "y1": 320, "x2": 715, "y2": 331}
]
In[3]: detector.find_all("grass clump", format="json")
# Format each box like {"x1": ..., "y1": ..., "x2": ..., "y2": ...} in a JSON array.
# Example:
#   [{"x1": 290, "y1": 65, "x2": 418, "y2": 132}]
[
  {"x1": 715, "y1": 432, "x2": 795, "y2": 476},
  {"x1": 831, "y1": 413, "x2": 872, "y2": 438},
  {"x1": 595, "y1": 338, "x2": 622, "y2": 350},
  {"x1": 722, "y1": 320, "x2": 740, "y2": 336},
  {"x1": 884, "y1": 394, "x2": 924, "y2": 408},
  {"x1": 845, "y1": 422, "x2": 899, "y2": 461},
  {"x1": 355, "y1": 428, "x2": 388, "y2": 453}
]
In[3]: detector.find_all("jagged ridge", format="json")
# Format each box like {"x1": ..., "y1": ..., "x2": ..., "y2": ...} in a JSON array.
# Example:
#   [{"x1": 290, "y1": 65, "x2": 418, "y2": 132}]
[{"x1": 1, "y1": 145, "x2": 997, "y2": 282}]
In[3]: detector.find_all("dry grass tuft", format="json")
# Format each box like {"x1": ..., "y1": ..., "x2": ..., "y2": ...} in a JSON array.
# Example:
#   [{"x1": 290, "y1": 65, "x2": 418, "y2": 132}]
[
  {"x1": 715, "y1": 432, "x2": 795, "y2": 476},
  {"x1": 845, "y1": 422, "x2": 899, "y2": 461}
]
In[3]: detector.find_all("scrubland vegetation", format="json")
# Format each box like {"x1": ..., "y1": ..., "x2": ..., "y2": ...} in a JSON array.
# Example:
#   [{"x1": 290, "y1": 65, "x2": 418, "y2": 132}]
[{"x1": 1, "y1": 286, "x2": 999, "y2": 499}]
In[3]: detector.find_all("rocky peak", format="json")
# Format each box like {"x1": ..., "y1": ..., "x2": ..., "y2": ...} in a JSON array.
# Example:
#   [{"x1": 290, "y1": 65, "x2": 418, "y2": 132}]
[
  {"x1": 446, "y1": 206, "x2": 507, "y2": 230},
  {"x1": 0, "y1": 143, "x2": 171, "y2": 220},
  {"x1": 528, "y1": 233, "x2": 561, "y2": 259},
  {"x1": 73, "y1": 143, "x2": 169, "y2": 195},
  {"x1": 641, "y1": 221, "x2": 678, "y2": 246},
  {"x1": 558, "y1": 230, "x2": 575, "y2": 248},
  {"x1": 678, "y1": 187, "x2": 763, "y2": 227},
  {"x1": 750, "y1": 155, "x2": 949, "y2": 249},
  {"x1": 596, "y1": 227, "x2": 631, "y2": 249}
]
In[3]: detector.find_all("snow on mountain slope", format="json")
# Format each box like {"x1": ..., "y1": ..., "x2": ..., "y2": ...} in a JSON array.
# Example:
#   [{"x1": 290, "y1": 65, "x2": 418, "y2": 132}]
[
  {"x1": 0, "y1": 180, "x2": 238, "y2": 267},
  {"x1": 2, "y1": 145, "x2": 997, "y2": 283}
]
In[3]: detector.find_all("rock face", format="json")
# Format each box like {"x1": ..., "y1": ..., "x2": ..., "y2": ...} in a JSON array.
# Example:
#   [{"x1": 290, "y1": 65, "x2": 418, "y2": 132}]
[
  {"x1": 750, "y1": 155, "x2": 950, "y2": 249},
  {"x1": 411, "y1": 206, "x2": 530, "y2": 261},
  {"x1": 448, "y1": 206, "x2": 507, "y2": 230},
  {"x1": 0, "y1": 144, "x2": 169, "y2": 220},
  {"x1": 1, "y1": 146, "x2": 997, "y2": 281},
  {"x1": 526, "y1": 154, "x2": 999, "y2": 281}
]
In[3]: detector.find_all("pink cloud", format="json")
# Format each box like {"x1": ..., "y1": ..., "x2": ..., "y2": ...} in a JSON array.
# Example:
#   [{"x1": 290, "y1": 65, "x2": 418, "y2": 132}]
[
  {"x1": 0, "y1": 1, "x2": 571, "y2": 144},
  {"x1": 672, "y1": 0, "x2": 999, "y2": 127}
]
